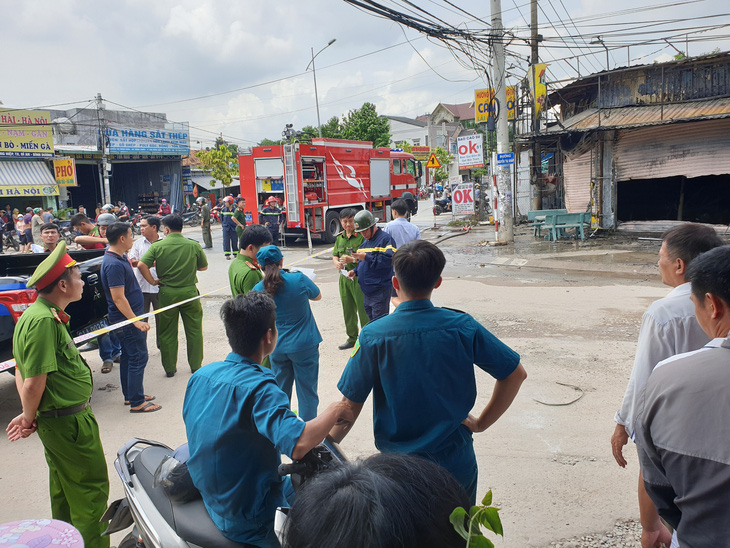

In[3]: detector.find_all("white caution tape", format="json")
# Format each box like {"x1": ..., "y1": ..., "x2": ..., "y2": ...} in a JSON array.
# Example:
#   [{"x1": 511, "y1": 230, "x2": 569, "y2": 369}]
[{"x1": 0, "y1": 247, "x2": 334, "y2": 373}]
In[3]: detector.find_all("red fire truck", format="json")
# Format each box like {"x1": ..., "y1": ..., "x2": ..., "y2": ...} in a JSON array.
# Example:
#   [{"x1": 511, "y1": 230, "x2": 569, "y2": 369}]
[{"x1": 238, "y1": 138, "x2": 422, "y2": 243}]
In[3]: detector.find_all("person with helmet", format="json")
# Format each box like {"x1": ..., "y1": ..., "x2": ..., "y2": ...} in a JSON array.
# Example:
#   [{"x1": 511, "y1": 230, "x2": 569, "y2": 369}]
[
  {"x1": 157, "y1": 198, "x2": 172, "y2": 216},
  {"x1": 70, "y1": 214, "x2": 107, "y2": 249},
  {"x1": 260, "y1": 196, "x2": 285, "y2": 244},
  {"x1": 346, "y1": 210, "x2": 396, "y2": 322},
  {"x1": 31, "y1": 207, "x2": 45, "y2": 245},
  {"x1": 232, "y1": 198, "x2": 248, "y2": 242},
  {"x1": 197, "y1": 196, "x2": 213, "y2": 249},
  {"x1": 220, "y1": 196, "x2": 238, "y2": 260}
]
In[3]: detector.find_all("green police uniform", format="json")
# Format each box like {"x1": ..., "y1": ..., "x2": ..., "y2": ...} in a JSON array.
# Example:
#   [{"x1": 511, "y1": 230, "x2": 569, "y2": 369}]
[
  {"x1": 141, "y1": 233, "x2": 208, "y2": 375},
  {"x1": 229, "y1": 255, "x2": 263, "y2": 297},
  {"x1": 233, "y1": 208, "x2": 247, "y2": 240},
  {"x1": 14, "y1": 244, "x2": 109, "y2": 548},
  {"x1": 333, "y1": 230, "x2": 369, "y2": 344},
  {"x1": 201, "y1": 203, "x2": 212, "y2": 248}
]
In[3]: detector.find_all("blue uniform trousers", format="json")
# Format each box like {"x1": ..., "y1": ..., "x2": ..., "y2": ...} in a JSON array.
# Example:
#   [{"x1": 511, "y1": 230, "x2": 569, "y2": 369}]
[
  {"x1": 118, "y1": 324, "x2": 149, "y2": 407},
  {"x1": 270, "y1": 345, "x2": 319, "y2": 421},
  {"x1": 414, "y1": 432, "x2": 479, "y2": 505},
  {"x1": 222, "y1": 225, "x2": 238, "y2": 257},
  {"x1": 362, "y1": 285, "x2": 392, "y2": 322}
]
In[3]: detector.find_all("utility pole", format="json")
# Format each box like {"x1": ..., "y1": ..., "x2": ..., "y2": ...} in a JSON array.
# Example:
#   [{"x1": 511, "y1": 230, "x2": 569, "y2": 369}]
[
  {"x1": 531, "y1": 0, "x2": 542, "y2": 210},
  {"x1": 96, "y1": 93, "x2": 111, "y2": 204},
  {"x1": 491, "y1": 0, "x2": 513, "y2": 242}
]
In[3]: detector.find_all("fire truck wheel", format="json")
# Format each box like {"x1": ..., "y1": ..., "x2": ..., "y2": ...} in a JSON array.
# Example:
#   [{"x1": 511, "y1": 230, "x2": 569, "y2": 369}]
[{"x1": 323, "y1": 210, "x2": 341, "y2": 244}]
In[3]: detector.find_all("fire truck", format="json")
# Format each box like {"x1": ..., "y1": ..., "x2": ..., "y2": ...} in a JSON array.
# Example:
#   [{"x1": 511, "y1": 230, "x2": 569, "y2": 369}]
[{"x1": 238, "y1": 138, "x2": 422, "y2": 243}]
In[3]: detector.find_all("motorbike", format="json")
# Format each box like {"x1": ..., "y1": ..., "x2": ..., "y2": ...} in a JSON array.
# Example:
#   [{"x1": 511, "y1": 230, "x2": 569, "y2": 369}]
[
  {"x1": 3, "y1": 229, "x2": 20, "y2": 252},
  {"x1": 129, "y1": 213, "x2": 143, "y2": 235},
  {"x1": 432, "y1": 197, "x2": 452, "y2": 216},
  {"x1": 102, "y1": 437, "x2": 345, "y2": 548},
  {"x1": 210, "y1": 206, "x2": 221, "y2": 225},
  {"x1": 182, "y1": 209, "x2": 201, "y2": 227}
]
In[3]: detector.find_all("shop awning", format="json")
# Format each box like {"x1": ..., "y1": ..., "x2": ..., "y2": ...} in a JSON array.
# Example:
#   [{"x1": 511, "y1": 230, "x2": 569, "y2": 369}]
[
  {"x1": 0, "y1": 160, "x2": 59, "y2": 198},
  {"x1": 191, "y1": 174, "x2": 239, "y2": 191}
]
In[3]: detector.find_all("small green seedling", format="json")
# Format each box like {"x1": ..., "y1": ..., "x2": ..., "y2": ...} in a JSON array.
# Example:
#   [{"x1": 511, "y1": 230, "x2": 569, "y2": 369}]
[{"x1": 449, "y1": 490, "x2": 503, "y2": 548}]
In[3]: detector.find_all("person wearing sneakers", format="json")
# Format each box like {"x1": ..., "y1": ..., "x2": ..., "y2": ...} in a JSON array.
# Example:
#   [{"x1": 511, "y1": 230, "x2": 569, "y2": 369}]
[
  {"x1": 100, "y1": 222, "x2": 159, "y2": 413},
  {"x1": 220, "y1": 196, "x2": 238, "y2": 260}
]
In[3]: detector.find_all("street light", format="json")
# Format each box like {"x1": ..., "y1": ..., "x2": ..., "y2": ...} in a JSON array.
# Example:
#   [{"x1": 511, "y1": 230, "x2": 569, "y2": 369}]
[
  {"x1": 591, "y1": 36, "x2": 609, "y2": 71},
  {"x1": 306, "y1": 38, "x2": 336, "y2": 138}
]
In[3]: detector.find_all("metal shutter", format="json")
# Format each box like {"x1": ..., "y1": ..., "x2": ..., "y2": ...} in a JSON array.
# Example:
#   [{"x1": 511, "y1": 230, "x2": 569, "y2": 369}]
[{"x1": 563, "y1": 150, "x2": 592, "y2": 213}]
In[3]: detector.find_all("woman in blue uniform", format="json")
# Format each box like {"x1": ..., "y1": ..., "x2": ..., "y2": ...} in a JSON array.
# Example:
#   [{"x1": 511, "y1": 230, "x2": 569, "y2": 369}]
[{"x1": 253, "y1": 246, "x2": 322, "y2": 420}]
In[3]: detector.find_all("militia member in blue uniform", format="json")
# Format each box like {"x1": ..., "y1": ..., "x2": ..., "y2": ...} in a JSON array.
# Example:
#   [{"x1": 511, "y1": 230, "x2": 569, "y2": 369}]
[
  {"x1": 6, "y1": 242, "x2": 110, "y2": 548},
  {"x1": 332, "y1": 240, "x2": 527, "y2": 503},
  {"x1": 348, "y1": 209, "x2": 396, "y2": 322},
  {"x1": 220, "y1": 196, "x2": 238, "y2": 260},
  {"x1": 183, "y1": 291, "x2": 354, "y2": 547}
]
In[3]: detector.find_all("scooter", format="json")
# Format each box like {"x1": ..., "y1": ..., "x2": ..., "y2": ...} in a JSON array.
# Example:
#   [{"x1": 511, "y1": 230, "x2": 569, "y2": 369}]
[
  {"x1": 102, "y1": 437, "x2": 346, "y2": 548},
  {"x1": 3, "y1": 229, "x2": 20, "y2": 252},
  {"x1": 182, "y1": 209, "x2": 201, "y2": 227}
]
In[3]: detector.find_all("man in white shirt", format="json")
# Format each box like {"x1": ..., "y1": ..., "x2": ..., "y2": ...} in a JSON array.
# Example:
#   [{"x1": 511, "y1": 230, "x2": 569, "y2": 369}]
[
  {"x1": 129, "y1": 215, "x2": 163, "y2": 348},
  {"x1": 384, "y1": 199, "x2": 421, "y2": 248},
  {"x1": 611, "y1": 222, "x2": 723, "y2": 547}
]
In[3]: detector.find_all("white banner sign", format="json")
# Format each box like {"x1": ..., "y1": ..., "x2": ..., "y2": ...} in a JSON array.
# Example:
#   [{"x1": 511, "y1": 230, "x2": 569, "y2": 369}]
[
  {"x1": 452, "y1": 183, "x2": 475, "y2": 215},
  {"x1": 457, "y1": 134, "x2": 484, "y2": 170}
]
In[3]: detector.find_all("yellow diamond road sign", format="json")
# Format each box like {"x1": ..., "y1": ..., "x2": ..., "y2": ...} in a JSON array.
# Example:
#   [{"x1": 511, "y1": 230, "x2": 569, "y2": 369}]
[{"x1": 426, "y1": 153, "x2": 441, "y2": 169}]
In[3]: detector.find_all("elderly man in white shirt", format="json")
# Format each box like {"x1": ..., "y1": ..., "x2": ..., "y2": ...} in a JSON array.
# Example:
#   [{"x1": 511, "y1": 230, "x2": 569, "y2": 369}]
[
  {"x1": 611, "y1": 222, "x2": 723, "y2": 548},
  {"x1": 384, "y1": 199, "x2": 420, "y2": 248},
  {"x1": 129, "y1": 215, "x2": 163, "y2": 348}
]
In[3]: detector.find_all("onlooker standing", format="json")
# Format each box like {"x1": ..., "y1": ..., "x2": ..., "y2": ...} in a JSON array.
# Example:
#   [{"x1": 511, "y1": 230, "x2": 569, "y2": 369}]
[
  {"x1": 635, "y1": 245, "x2": 730, "y2": 547},
  {"x1": 611, "y1": 222, "x2": 724, "y2": 546},
  {"x1": 70, "y1": 214, "x2": 107, "y2": 249},
  {"x1": 253, "y1": 245, "x2": 322, "y2": 420},
  {"x1": 6, "y1": 242, "x2": 110, "y2": 548},
  {"x1": 15, "y1": 211, "x2": 28, "y2": 253},
  {"x1": 331, "y1": 240, "x2": 527, "y2": 504},
  {"x1": 31, "y1": 208, "x2": 44, "y2": 244},
  {"x1": 129, "y1": 215, "x2": 163, "y2": 349},
  {"x1": 332, "y1": 208, "x2": 369, "y2": 350},
  {"x1": 23, "y1": 207, "x2": 33, "y2": 251},
  {"x1": 220, "y1": 196, "x2": 238, "y2": 260},
  {"x1": 101, "y1": 223, "x2": 159, "y2": 413},
  {"x1": 42, "y1": 206, "x2": 54, "y2": 224},
  {"x1": 197, "y1": 196, "x2": 212, "y2": 249},
  {"x1": 31, "y1": 223, "x2": 61, "y2": 253},
  {"x1": 384, "y1": 199, "x2": 421, "y2": 248},
  {"x1": 348, "y1": 210, "x2": 396, "y2": 322},
  {"x1": 139, "y1": 214, "x2": 208, "y2": 377},
  {"x1": 229, "y1": 225, "x2": 272, "y2": 297}
]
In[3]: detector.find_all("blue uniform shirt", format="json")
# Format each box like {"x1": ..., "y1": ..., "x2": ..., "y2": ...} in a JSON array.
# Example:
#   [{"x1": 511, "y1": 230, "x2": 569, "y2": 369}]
[
  {"x1": 100, "y1": 250, "x2": 145, "y2": 324},
  {"x1": 183, "y1": 353, "x2": 306, "y2": 545},
  {"x1": 354, "y1": 227, "x2": 396, "y2": 296},
  {"x1": 220, "y1": 205, "x2": 237, "y2": 228},
  {"x1": 253, "y1": 271, "x2": 322, "y2": 354},
  {"x1": 338, "y1": 299, "x2": 520, "y2": 456}
]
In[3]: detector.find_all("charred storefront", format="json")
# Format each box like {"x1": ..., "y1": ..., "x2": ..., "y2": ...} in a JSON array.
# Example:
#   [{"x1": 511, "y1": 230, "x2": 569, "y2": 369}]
[{"x1": 533, "y1": 52, "x2": 730, "y2": 229}]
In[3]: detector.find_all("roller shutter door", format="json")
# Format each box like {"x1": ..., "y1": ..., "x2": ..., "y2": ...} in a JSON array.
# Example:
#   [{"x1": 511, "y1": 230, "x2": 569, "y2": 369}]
[{"x1": 563, "y1": 150, "x2": 592, "y2": 213}]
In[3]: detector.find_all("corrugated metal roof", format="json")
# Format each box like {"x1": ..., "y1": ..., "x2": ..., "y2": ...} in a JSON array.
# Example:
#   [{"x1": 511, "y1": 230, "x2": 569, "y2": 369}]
[{"x1": 554, "y1": 97, "x2": 730, "y2": 132}]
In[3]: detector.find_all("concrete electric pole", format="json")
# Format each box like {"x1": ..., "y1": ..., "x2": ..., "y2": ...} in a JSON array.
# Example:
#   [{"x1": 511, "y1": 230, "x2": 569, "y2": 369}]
[
  {"x1": 491, "y1": 0, "x2": 514, "y2": 242},
  {"x1": 96, "y1": 93, "x2": 112, "y2": 204},
  {"x1": 531, "y1": 0, "x2": 542, "y2": 210}
]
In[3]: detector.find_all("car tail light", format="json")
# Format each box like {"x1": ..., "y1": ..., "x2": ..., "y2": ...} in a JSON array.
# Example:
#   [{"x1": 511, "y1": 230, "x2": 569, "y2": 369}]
[{"x1": 0, "y1": 289, "x2": 38, "y2": 323}]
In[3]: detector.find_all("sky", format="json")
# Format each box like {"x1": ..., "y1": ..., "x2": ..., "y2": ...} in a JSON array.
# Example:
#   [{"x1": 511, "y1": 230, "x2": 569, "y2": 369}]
[{"x1": 1, "y1": 0, "x2": 728, "y2": 147}]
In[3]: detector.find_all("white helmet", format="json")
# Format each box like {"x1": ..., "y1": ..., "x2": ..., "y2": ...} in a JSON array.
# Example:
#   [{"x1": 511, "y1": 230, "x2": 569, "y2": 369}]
[
  {"x1": 196, "y1": 197, "x2": 206, "y2": 203},
  {"x1": 96, "y1": 213, "x2": 117, "y2": 226},
  {"x1": 102, "y1": 203, "x2": 114, "y2": 212}
]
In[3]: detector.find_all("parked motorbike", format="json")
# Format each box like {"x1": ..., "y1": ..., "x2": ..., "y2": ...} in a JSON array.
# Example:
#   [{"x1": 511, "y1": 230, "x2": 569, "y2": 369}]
[
  {"x1": 129, "y1": 213, "x2": 143, "y2": 236},
  {"x1": 103, "y1": 437, "x2": 345, "y2": 548},
  {"x1": 210, "y1": 206, "x2": 221, "y2": 225},
  {"x1": 432, "y1": 197, "x2": 452, "y2": 216},
  {"x1": 3, "y1": 229, "x2": 20, "y2": 252},
  {"x1": 182, "y1": 209, "x2": 201, "y2": 227}
]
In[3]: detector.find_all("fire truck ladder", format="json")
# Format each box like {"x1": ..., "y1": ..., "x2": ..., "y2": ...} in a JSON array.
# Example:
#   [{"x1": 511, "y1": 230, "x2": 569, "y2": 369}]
[{"x1": 283, "y1": 144, "x2": 300, "y2": 224}]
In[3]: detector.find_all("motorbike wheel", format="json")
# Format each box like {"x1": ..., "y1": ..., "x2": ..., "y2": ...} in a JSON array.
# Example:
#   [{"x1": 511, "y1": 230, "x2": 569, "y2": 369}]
[
  {"x1": 64, "y1": 235, "x2": 74, "y2": 246},
  {"x1": 210, "y1": 216, "x2": 218, "y2": 225},
  {"x1": 117, "y1": 533, "x2": 138, "y2": 548},
  {"x1": 9, "y1": 236, "x2": 20, "y2": 251},
  {"x1": 433, "y1": 206, "x2": 441, "y2": 216},
  {"x1": 131, "y1": 225, "x2": 141, "y2": 236}
]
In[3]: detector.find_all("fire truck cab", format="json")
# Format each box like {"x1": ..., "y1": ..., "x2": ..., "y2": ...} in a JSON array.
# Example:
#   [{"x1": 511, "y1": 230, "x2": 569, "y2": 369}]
[{"x1": 239, "y1": 138, "x2": 421, "y2": 243}]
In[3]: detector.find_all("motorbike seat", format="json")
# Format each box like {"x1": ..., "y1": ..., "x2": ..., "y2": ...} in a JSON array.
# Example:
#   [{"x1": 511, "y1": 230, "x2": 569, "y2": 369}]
[{"x1": 135, "y1": 446, "x2": 250, "y2": 548}]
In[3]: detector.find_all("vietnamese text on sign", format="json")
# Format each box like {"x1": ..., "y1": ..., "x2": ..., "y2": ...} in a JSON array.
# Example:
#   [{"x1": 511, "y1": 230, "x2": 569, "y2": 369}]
[
  {"x1": 0, "y1": 109, "x2": 54, "y2": 158},
  {"x1": 496, "y1": 152, "x2": 515, "y2": 166},
  {"x1": 106, "y1": 123, "x2": 190, "y2": 155},
  {"x1": 452, "y1": 183, "x2": 475, "y2": 215},
  {"x1": 457, "y1": 134, "x2": 484, "y2": 170}
]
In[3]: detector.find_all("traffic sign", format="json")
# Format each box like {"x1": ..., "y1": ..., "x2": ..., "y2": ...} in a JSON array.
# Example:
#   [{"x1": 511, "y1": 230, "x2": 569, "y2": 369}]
[
  {"x1": 425, "y1": 153, "x2": 441, "y2": 169},
  {"x1": 496, "y1": 152, "x2": 515, "y2": 166}
]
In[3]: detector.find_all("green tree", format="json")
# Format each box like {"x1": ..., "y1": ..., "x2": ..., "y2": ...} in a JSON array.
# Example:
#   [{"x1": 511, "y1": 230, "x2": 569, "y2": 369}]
[
  {"x1": 258, "y1": 138, "x2": 282, "y2": 146},
  {"x1": 341, "y1": 102, "x2": 391, "y2": 147},
  {"x1": 197, "y1": 144, "x2": 239, "y2": 187},
  {"x1": 302, "y1": 116, "x2": 343, "y2": 141},
  {"x1": 432, "y1": 146, "x2": 453, "y2": 183}
]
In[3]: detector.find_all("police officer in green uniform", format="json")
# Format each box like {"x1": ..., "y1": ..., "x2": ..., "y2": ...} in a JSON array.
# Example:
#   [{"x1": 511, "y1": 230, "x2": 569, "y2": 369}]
[
  {"x1": 332, "y1": 208, "x2": 369, "y2": 350},
  {"x1": 138, "y1": 214, "x2": 208, "y2": 377},
  {"x1": 198, "y1": 196, "x2": 213, "y2": 249},
  {"x1": 229, "y1": 224, "x2": 272, "y2": 297},
  {"x1": 232, "y1": 197, "x2": 248, "y2": 242},
  {"x1": 6, "y1": 242, "x2": 110, "y2": 548}
]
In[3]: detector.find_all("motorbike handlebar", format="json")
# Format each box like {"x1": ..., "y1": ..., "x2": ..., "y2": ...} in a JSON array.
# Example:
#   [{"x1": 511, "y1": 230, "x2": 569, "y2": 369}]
[{"x1": 278, "y1": 462, "x2": 309, "y2": 477}]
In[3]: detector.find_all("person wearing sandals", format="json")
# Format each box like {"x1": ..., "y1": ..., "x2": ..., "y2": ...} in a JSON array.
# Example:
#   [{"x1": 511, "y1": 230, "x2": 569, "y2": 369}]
[
  {"x1": 100, "y1": 222, "x2": 160, "y2": 413},
  {"x1": 253, "y1": 245, "x2": 322, "y2": 420}
]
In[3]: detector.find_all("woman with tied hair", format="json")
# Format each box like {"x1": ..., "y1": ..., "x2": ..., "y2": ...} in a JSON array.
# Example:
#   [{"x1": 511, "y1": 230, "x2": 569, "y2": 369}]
[
  {"x1": 284, "y1": 452, "x2": 471, "y2": 548},
  {"x1": 253, "y1": 245, "x2": 322, "y2": 420}
]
